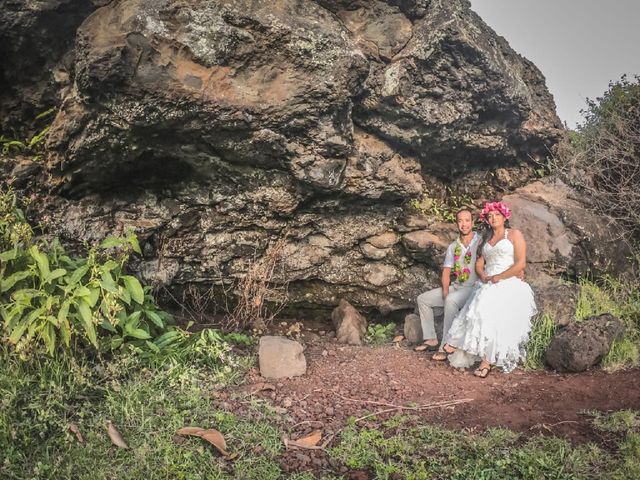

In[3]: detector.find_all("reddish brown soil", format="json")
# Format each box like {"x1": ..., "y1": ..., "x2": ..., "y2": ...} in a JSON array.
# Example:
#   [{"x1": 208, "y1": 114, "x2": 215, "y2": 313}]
[{"x1": 221, "y1": 330, "x2": 640, "y2": 477}]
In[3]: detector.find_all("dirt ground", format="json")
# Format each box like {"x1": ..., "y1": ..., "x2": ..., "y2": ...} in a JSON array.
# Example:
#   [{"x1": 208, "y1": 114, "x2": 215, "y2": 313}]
[{"x1": 220, "y1": 326, "x2": 640, "y2": 477}]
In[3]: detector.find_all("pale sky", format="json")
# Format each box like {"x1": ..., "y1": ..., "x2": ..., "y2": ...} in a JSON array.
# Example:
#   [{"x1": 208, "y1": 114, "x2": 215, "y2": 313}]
[{"x1": 469, "y1": 0, "x2": 640, "y2": 129}]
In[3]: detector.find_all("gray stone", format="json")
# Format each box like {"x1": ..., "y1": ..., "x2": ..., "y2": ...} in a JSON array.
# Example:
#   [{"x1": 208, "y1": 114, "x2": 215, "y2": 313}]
[
  {"x1": 399, "y1": 212, "x2": 432, "y2": 232},
  {"x1": 366, "y1": 231, "x2": 399, "y2": 249},
  {"x1": 528, "y1": 272, "x2": 579, "y2": 326},
  {"x1": 363, "y1": 263, "x2": 398, "y2": 287},
  {"x1": 545, "y1": 314, "x2": 625, "y2": 372},
  {"x1": 401, "y1": 230, "x2": 451, "y2": 264},
  {"x1": 331, "y1": 299, "x2": 367, "y2": 345},
  {"x1": 402, "y1": 230, "x2": 449, "y2": 252},
  {"x1": 403, "y1": 313, "x2": 422, "y2": 345},
  {"x1": 505, "y1": 180, "x2": 633, "y2": 277},
  {"x1": 360, "y1": 242, "x2": 390, "y2": 260},
  {"x1": 258, "y1": 336, "x2": 307, "y2": 379}
]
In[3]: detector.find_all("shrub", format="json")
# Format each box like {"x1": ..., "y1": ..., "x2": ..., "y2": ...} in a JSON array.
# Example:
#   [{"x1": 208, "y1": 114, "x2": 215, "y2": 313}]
[
  {"x1": 559, "y1": 75, "x2": 640, "y2": 241},
  {"x1": 365, "y1": 322, "x2": 397, "y2": 345},
  {"x1": 0, "y1": 107, "x2": 54, "y2": 160},
  {"x1": 0, "y1": 188, "x2": 173, "y2": 357}
]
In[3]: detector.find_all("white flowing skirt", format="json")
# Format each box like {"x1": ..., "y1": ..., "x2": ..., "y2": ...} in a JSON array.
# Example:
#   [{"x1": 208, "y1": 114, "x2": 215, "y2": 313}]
[{"x1": 447, "y1": 277, "x2": 537, "y2": 373}]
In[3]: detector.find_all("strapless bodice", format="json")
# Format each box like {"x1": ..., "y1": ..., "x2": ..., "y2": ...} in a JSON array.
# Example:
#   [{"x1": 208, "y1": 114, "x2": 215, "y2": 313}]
[{"x1": 482, "y1": 238, "x2": 514, "y2": 276}]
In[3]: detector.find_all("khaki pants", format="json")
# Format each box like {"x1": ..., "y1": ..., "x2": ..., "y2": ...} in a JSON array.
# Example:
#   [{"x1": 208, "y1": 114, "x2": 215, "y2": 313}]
[{"x1": 416, "y1": 284, "x2": 474, "y2": 347}]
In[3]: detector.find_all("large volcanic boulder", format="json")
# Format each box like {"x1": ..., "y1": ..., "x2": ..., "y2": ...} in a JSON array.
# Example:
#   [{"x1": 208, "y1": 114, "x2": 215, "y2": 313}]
[
  {"x1": 504, "y1": 180, "x2": 632, "y2": 278},
  {"x1": 545, "y1": 314, "x2": 625, "y2": 372},
  {"x1": 6, "y1": 0, "x2": 617, "y2": 317},
  {"x1": 0, "y1": 0, "x2": 97, "y2": 132}
]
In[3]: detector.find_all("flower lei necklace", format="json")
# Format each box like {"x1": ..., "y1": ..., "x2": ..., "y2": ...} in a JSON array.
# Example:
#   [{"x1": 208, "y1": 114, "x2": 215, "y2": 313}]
[{"x1": 452, "y1": 236, "x2": 473, "y2": 283}]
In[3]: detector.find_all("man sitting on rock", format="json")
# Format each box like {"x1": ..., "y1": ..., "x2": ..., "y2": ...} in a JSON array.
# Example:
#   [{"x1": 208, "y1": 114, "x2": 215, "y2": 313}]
[{"x1": 415, "y1": 208, "x2": 480, "y2": 361}]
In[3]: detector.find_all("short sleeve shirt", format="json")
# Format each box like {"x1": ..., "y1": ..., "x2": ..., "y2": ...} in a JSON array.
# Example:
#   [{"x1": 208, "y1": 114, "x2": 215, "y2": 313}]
[{"x1": 443, "y1": 232, "x2": 480, "y2": 286}]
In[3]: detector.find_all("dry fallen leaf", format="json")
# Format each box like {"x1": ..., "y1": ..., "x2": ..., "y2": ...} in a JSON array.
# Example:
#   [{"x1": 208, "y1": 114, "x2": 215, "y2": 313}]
[
  {"x1": 106, "y1": 420, "x2": 129, "y2": 449},
  {"x1": 176, "y1": 427, "x2": 230, "y2": 457},
  {"x1": 176, "y1": 426, "x2": 205, "y2": 436},
  {"x1": 67, "y1": 423, "x2": 84, "y2": 444},
  {"x1": 297, "y1": 430, "x2": 322, "y2": 447},
  {"x1": 285, "y1": 430, "x2": 323, "y2": 450},
  {"x1": 392, "y1": 335, "x2": 404, "y2": 343}
]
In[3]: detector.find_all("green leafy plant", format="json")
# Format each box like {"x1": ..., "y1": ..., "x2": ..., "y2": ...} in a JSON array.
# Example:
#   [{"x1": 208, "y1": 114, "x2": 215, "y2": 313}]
[
  {"x1": 1, "y1": 107, "x2": 54, "y2": 160},
  {"x1": 365, "y1": 322, "x2": 396, "y2": 345},
  {"x1": 0, "y1": 188, "x2": 173, "y2": 357},
  {"x1": 410, "y1": 187, "x2": 474, "y2": 222}
]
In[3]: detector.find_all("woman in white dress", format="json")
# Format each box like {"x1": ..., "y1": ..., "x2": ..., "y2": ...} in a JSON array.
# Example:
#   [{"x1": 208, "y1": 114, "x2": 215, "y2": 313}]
[{"x1": 444, "y1": 202, "x2": 537, "y2": 377}]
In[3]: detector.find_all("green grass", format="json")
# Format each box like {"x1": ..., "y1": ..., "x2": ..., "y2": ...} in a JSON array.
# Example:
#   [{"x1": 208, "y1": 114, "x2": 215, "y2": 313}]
[
  {"x1": 575, "y1": 277, "x2": 627, "y2": 321},
  {"x1": 572, "y1": 276, "x2": 640, "y2": 371},
  {"x1": 586, "y1": 410, "x2": 640, "y2": 433},
  {"x1": 330, "y1": 413, "x2": 640, "y2": 480},
  {"x1": 524, "y1": 313, "x2": 557, "y2": 370},
  {"x1": 0, "y1": 343, "x2": 286, "y2": 480},
  {"x1": 3, "y1": 341, "x2": 640, "y2": 479}
]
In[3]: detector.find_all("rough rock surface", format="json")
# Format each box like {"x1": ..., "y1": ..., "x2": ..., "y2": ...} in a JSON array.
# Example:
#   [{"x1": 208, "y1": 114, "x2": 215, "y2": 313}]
[
  {"x1": 331, "y1": 299, "x2": 367, "y2": 345},
  {"x1": 258, "y1": 336, "x2": 307, "y2": 379},
  {"x1": 0, "y1": 0, "x2": 96, "y2": 132},
  {"x1": 527, "y1": 272, "x2": 579, "y2": 327},
  {"x1": 403, "y1": 313, "x2": 423, "y2": 345},
  {"x1": 2, "y1": 0, "x2": 623, "y2": 318},
  {"x1": 504, "y1": 180, "x2": 632, "y2": 278},
  {"x1": 545, "y1": 314, "x2": 625, "y2": 372}
]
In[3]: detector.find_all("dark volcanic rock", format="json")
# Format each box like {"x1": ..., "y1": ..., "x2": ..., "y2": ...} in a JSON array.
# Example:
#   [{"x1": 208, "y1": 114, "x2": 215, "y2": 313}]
[
  {"x1": 5, "y1": 0, "x2": 606, "y2": 317},
  {"x1": 0, "y1": 0, "x2": 96, "y2": 132},
  {"x1": 545, "y1": 314, "x2": 625, "y2": 372}
]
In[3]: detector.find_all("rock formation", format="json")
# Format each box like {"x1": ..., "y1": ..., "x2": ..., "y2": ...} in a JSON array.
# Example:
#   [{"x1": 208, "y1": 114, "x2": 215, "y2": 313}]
[
  {"x1": 2, "y1": 0, "x2": 624, "y2": 318},
  {"x1": 545, "y1": 314, "x2": 625, "y2": 372},
  {"x1": 0, "y1": 0, "x2": 97, "y2": 131}
]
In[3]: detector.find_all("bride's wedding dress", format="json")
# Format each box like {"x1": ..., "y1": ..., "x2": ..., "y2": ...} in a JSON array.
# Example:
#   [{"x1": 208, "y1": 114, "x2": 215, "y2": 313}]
[{"x1": 447, "y1": 231, "x2": 537, "y2": 373}]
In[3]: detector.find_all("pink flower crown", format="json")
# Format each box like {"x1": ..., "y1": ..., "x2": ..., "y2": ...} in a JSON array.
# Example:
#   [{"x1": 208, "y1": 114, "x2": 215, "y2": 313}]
[{"x1": 479, "y1": 201, "x2": 512, "y2": 222}]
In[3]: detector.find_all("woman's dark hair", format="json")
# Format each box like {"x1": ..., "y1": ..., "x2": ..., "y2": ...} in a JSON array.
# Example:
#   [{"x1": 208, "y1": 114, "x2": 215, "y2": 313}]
[{"x1": 477, "y1": 219, "x2": 511, "y2": 257}]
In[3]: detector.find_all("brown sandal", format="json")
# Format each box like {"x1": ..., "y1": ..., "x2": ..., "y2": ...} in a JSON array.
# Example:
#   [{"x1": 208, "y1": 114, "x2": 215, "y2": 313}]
[
  {"x1": 474, "y1": 364, "x2": 492, "y2": 378},
  {"x1": 442, "y1": 344, "x2": 456, "y2": 354},
  {"x1": 414, "y1": 341, "x2": 439, "y2": 352},
  {"x1": 432, "y1": 351, "x2": 449, "y2": 361}
]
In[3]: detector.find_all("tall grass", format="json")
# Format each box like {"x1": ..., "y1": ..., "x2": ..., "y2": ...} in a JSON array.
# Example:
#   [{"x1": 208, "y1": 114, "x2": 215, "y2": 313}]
[
  {"x1": 525, "y1": 276, "x2": 640, "y2": 372},
  {"x1": 524, "y1": 313, "x2": 556, "y2": 370},
  {"x1": 575, "y1": 276, "x2": 640, "y2": 371}
]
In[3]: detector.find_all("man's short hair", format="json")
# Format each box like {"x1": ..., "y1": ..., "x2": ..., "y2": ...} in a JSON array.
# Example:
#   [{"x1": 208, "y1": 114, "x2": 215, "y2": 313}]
[{"x1": 455, "y1": 208, "x2": 474, "y2": 221}]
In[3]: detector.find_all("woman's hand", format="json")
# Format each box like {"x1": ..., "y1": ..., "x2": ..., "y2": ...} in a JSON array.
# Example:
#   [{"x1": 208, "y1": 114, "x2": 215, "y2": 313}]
[{"x1": 491, "y1": 273, "x2": 502, "y2": 283}]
